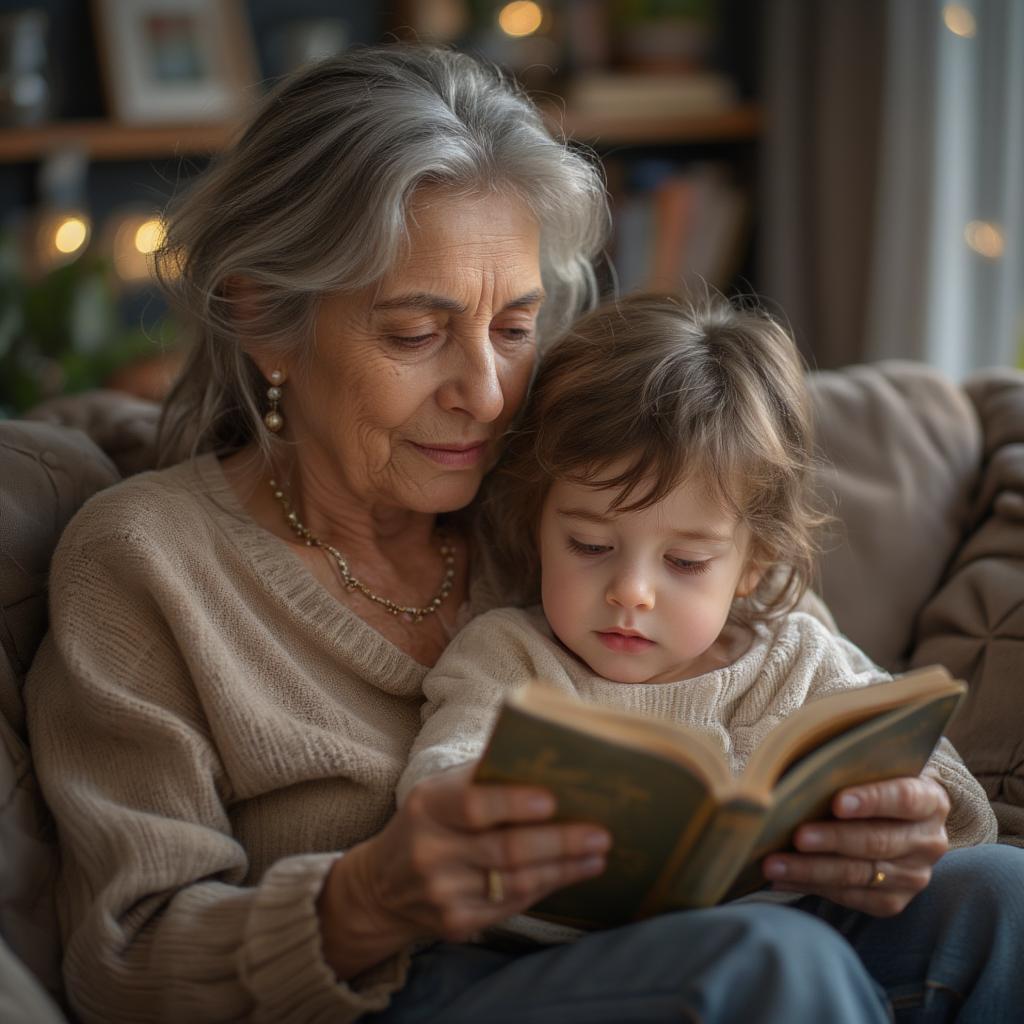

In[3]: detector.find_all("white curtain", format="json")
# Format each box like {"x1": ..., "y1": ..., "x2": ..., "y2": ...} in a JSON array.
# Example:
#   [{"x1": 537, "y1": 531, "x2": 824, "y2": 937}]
[
  {"x1": 762, "y1": 0, "x2": 1024, "y2": 376},
  {"x1": 865, "y1": 0, "x2": 1024, "y2": 377}
]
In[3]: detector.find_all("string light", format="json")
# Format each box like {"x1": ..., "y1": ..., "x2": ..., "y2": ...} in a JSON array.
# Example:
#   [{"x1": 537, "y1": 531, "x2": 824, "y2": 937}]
[
  {"x1": 53, "y1": 216, "x2": 88, "y2": 255},
  {"x1": 498, "y1": 1, "x2": 543, "y2": 37},
  {"x1": 133, "y1": 218, "x2": 166, "y2": 255},
  {"x1": 31, "y1": 211, "x2": 91, "y2": 272},
  {"x1": 943, "y1": 4, "x2": 976, "y2": 38},
  {"x1": 964, "y1": 220, "x2": 1004, "y2": 259},
  {"x1": 108, "y1": 211, "x2": 167, "y2": 282}
]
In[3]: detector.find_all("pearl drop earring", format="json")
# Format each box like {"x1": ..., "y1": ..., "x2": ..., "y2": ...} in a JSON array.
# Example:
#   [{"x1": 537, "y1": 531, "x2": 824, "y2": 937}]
[{"x1": 264, "y1": 370, "x2": 285, "y2": 433}]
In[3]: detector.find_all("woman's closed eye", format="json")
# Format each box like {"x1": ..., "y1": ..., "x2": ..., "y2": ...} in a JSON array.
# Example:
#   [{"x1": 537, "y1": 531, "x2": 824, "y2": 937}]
[
  {"x1": 494, "y1": 326, "x2": 534, "y2": 344},
  {"x1": 388, "y1": 332, "x2": 439, "y2": 349}
]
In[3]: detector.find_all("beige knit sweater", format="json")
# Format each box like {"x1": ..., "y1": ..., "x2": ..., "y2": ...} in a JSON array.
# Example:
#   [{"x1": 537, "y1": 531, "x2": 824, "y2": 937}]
[
  {"x1": 400, "y1": 605, "x2": 996, "y2": 947},
  {"x1": 400, "y1": 606, "x2": 997, "y2": 846},
  {"x1": 25, "y1": 455, "x2": 491, "y2": 1024}
]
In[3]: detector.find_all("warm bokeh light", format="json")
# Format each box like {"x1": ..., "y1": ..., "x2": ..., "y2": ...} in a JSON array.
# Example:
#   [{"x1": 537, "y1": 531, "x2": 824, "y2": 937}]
[
  {"x1": 943, "y1": 4, "x2": 977, "y2": 38},
  {"x1": 54, "y1": 216, "x2": 89, "y2": 254},
  {"x1": 498, "y1": 1, "x2": 543, "y2": 37},
  {"x1": 134, "y1": 218, "x2": 166, "y2": 254},
  {"x1": 964, "y1": 220, "x2": 1004, "y2": 259},
  {"x1": 108, "y1": 211, "x2": 167, "y2": 282}
]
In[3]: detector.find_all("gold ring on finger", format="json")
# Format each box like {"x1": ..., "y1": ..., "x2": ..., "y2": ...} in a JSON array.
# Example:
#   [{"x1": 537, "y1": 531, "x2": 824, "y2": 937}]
[
  {"x1": 486, "y1": 867, "x2": 504, "y2": 904},
  {"x1": 868, "y1": 862, "x2": 887, "y2": 887}
]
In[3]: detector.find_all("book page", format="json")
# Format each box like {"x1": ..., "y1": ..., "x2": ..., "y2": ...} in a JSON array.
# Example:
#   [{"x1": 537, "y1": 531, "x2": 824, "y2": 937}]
[{"x1": 741, "y1": 666, "x2": 961, "y2": 791}]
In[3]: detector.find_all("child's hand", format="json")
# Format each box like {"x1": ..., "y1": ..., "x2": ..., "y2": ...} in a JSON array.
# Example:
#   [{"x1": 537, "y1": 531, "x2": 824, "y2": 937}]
[{"x1": 761, "y1": 774, "x2": 950, "y2": 915}]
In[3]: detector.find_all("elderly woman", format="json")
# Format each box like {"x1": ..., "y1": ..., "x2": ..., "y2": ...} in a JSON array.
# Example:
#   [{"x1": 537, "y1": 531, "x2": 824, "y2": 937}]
[{"x1": 24, "y1": 45, "x2": 1024, "y2": 1024}]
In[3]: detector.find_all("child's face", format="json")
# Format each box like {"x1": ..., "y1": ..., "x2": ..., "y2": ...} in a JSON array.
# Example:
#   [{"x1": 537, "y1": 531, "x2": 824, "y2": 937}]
[{"x1": 538, "y1": 466, "x2": 761, "y2": 684}]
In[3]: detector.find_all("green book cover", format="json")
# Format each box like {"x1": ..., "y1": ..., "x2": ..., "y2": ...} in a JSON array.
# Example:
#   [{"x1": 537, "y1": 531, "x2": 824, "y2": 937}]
[{"x1": 473, "y1": 667, "x2": 964, "y2": 929}]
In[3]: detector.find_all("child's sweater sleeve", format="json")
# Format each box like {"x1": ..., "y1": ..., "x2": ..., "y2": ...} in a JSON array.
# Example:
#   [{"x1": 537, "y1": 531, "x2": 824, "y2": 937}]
[
  {"x1": 397, "y1": 609, "x2": 543, "y2": 804},
  {"x1": 800, "y1": 618, "x2": 998, "y2": 848}
]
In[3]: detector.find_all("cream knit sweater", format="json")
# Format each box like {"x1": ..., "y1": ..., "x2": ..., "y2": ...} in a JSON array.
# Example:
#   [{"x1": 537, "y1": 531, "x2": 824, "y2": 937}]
[
  {"x1": 25, "y1": 455, "x2": 491, "y2": 1024},
  {"x1": 399, "y1": 605, "x2": 996, "y2": 947},
  {"x1": 400, "y1": 606, "x2": 997, "y2": 845}
]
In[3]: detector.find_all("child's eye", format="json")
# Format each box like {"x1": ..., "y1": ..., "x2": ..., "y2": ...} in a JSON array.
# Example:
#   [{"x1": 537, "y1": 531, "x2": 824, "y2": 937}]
[
  {"x1": 567, "y1": 536, "x2": 610, "y2": 557},
  {"x1": 666, "y1": 556, "x2": 712, "y2": 576}
]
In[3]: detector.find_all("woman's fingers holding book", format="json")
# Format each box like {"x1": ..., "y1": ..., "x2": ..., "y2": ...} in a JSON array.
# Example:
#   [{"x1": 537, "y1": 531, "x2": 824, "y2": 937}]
[
  {"x1": 476, "y1": 854, "x2": 607, "y2": 910},
  {"x1": 763, "y1": 778, "x2": 950, "y2": 916},
  {"x1": 831, "y1": 776, "x2": 952, "y2": 823},
  {"x1": 472, "y1": 820, "x2": 612, "y2": 874},
  {"x1": 369, "y1": 765, "x2": 610, "y2": 942},
  {"x1": 790, "y1": 814, "x2": 948, "y2": 863}
]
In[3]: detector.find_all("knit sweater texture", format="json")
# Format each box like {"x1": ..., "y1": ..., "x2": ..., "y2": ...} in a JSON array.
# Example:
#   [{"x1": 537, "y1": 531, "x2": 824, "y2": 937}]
[
  {"x1": 24, "y1": 455, "x2": 492, "y2": 1024},
  {"x1": 400, "y1": 605, "x2": 997, "y2": 841},
  {"x1": 400, "y1": 605, "x2": 997, "y2": 944}
]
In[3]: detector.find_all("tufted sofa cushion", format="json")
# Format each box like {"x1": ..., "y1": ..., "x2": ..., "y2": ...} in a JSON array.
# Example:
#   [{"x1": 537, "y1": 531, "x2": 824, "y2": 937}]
[
  {"x1": 0, "y1": 420, "x2": 121, "y2": 1015},
  {"x1": 910, "y1": 369, "x2": 1024, "y2": 843}
]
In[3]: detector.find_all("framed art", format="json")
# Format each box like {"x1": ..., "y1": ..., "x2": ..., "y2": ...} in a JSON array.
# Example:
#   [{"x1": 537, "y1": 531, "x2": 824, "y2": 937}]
[{"x1": 92, "y1": 0, "x2": 259, "y2": 123}]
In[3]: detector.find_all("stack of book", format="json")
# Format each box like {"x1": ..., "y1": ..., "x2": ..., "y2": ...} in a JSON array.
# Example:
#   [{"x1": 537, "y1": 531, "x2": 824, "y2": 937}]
[{"x1": 614, "y1": 161, "x2": 750, "y2": 295}]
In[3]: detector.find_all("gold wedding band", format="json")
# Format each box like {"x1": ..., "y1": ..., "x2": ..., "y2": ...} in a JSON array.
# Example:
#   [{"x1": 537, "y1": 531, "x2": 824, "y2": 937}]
[
  {"x1": 869, "y1": 864, "x2": 887, "y2": 887},
  {"x1": 486, "y1": 868, "x2": 504, "y2": 904}
]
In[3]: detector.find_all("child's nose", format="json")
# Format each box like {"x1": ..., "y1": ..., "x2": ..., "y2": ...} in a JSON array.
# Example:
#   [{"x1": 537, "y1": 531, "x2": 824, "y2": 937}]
[{"x1": 605, "y1": 569, "x2": 655, "y2": 610}]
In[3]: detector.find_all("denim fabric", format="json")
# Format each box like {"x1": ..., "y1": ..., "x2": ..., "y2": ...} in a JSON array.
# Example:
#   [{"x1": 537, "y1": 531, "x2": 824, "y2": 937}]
[
  {"x1": 369, "y1": 844, "x2": 1024, "y2": 1023},
  {"x1": 368, "y1": 902, "x2": 890, "y2": 1023},
  {"x1": 798, "y1": 843, "x2": 1024, "y2": 1023}
]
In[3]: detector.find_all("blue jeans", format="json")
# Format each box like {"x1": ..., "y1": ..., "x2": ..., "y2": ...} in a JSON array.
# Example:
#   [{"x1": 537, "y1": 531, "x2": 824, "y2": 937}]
[{"x1": 367, "y1": 844, "x2": 1024, "y2": 1023}]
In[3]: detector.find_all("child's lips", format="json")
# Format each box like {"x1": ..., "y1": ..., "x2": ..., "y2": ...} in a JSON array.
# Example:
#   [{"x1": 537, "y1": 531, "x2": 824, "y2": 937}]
[{"x1": 596, "y1": 630, "x2": 655, "y2": 653}]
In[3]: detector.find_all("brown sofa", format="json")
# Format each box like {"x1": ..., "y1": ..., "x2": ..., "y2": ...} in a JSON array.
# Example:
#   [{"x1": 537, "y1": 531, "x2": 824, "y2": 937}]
[{"x1": 2, "y1": 363, "x2": 1023, "y2": 1021}]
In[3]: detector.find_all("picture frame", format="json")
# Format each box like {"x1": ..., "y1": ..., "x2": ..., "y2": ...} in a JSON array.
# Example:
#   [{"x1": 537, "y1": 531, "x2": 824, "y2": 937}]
[{"x1": 92, "y1": 0, "x2": 260, "y2": 124}]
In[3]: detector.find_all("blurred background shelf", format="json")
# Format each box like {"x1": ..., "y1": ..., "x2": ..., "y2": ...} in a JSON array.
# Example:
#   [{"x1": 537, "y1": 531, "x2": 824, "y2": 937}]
[
  {"x1": 0, "y1": 121, "x2": 236, "y2": 162},
  {"x1": 0, "y1": 105, "x2": 761, "y2": 164},
  {"x1": 543, "y1": 103, "x2": 761, "y2": 146}
]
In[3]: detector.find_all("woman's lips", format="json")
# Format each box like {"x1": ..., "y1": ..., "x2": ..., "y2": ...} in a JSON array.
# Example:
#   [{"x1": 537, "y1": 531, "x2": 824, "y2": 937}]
[
  {"x1": 411, "y1": 441, "x2": 488, "y2": 467},
  {"x1": 596, "y1": 631, "x2": 655, "y2": 653}
]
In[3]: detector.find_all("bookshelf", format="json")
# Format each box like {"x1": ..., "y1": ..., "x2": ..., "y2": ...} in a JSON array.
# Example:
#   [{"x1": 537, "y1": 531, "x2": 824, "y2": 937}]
[
  {"x1": 0, "y1": 121, "x2": 236, "y2": 163},
  {"x1": 0, "y1": 107, "x2": 759, "y2": 164}
]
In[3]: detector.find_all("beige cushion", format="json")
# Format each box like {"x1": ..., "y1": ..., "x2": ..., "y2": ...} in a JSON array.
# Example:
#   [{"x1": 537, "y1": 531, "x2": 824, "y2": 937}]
[
  {"x1": 808, "y1": 361, "x2": 982, "y2": 670},
  {"x1": 910, "y1": 368, "x2": 1024, "y2": 843},
  {"x1": 25, "y1": 388, "x2": 160, "y2": 479},
  {"x1": 0, "y1": 420, "x2": 120, "y2": 1011}
]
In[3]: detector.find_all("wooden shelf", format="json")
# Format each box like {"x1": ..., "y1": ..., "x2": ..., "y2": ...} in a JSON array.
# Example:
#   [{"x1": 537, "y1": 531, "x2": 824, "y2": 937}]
[
  {"x1": 541, "y1": 104, "x2": 761, "y2": 146},
  {"x1": 0, "y1": 120, "x2": 239, "y2": 163},
  {"x1": 0, "y1": 105, "x2": 760, "y2": 164}
]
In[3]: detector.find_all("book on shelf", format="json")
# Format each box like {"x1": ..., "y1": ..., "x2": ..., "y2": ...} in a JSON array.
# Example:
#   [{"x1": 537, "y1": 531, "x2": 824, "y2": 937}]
[
  {"x1": 473, "y1": 667, "x2": 965, "y2": 931},
  {"x1": 613, "y1": 161, "x2": 750, "y2": 295}
]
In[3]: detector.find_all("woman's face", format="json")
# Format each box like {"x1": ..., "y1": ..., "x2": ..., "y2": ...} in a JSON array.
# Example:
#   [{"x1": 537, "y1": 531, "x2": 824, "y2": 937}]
[{"x1": 279, "y1": 189, "x2": 544, "y2": 515}]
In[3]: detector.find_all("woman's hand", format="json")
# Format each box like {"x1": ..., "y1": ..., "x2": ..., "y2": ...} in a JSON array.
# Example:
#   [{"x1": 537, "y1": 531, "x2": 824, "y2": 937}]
[
  {"x1": 316, "y1": 763, "x2": 609, "y2": 979},
  {"x1": 762, "y1": 774, "x2": 951, "y2": 916}
]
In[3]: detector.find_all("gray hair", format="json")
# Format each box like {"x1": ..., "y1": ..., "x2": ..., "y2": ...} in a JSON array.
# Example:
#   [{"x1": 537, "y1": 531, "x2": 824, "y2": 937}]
[{"x1": 155, "y1": 44, "x2": 610, "y2": 465}]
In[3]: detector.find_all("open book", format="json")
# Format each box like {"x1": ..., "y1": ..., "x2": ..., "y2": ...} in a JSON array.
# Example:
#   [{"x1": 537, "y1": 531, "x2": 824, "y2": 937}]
[{"x1": 473, "y1": 667, "x2": 964, "y2": 930}]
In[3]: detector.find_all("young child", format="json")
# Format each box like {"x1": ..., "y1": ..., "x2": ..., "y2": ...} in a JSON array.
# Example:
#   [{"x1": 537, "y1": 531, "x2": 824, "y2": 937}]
[{"x1": 396, "y1": 293, "x2": 995, "y2": 937}]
